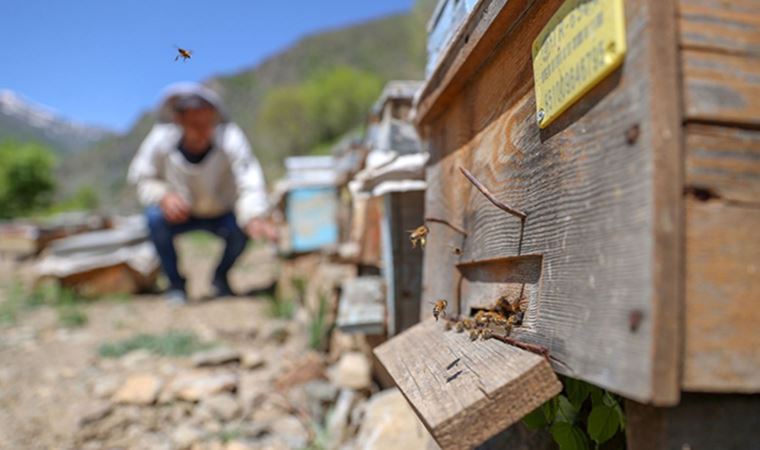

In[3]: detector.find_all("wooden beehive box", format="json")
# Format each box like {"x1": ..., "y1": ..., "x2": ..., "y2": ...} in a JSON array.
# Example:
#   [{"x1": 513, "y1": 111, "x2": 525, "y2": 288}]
[{"x1": 376, "y1": 0, "x2": 759, "y2": 448}]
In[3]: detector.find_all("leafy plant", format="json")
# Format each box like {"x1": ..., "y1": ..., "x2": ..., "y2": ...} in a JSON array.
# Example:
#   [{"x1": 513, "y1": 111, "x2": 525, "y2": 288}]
[
  {"x1": 522, "y1": 376, "x2": 626, "y2": 450},
  {"x1": 268, "y1": 294, "x2": 296, "y2": 319},
  {"x1": 309, "y1": 295, "x2": 330, "y2": 351},
  {"x1": 98, "y1": 330, "x2": 214, "y2": 358},
  {"x1": 0, "y1": 140, "x2": 56, "y2": 219}
]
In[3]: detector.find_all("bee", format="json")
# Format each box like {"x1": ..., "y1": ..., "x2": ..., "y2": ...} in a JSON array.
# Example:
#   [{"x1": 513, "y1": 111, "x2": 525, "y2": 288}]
[
  {"x1": 508, "y1": 311, "x2": 525, "y2": 327},
  {"x1": 479, "y1": 328, "x2": 493, "y2": 340},
  {"x1": 430, "y1": 299, "x2": 448, "y2": 321},
  {"x1": 454, "y1": 321, "x2": 465, "y2": 333},
  {"x1": 444, "y1": 319, "x2": 454, "y2": 331},
  {"x1": 462, "y1": 318, "x2": 475, "y2": 330},
  {"x1": 408, "y1": 225, "x2": 429, "y2": 248},
  {"x1": 175, "y1": 46, "x2": 193, "y2": 62},
  {"x1": 469, "y1": 328, "x2": 480, "y2": 341}
]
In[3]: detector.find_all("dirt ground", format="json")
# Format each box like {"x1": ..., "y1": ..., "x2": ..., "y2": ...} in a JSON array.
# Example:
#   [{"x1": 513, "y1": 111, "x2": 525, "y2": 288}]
[{"x1": 0, "y1": 238, "x2": 286, "y2": 449}]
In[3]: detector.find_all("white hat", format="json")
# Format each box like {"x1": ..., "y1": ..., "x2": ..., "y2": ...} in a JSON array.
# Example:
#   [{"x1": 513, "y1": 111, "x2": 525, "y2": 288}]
[{"x1": 156, "y1": 82, "x2": 229, "y2": 123}]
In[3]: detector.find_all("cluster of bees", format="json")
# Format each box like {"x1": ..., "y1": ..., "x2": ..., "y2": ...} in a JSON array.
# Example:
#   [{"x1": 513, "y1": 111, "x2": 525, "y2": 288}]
[
  {"x1": 410, "y1": 224, "x2": 527, "y2": 342},
  {"x1": 437, "y1": 296, "x2": 525, "y2": 341}
]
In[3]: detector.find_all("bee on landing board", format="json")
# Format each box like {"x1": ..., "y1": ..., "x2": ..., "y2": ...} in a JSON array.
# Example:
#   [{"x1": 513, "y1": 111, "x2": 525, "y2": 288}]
[
  {"x1": 430, "y1": 299, "x2": 448, "y2": 321},
  {"x1": 408, "y1": 225, "x2": 429, "y2": 249},
  {"x1": 175, "y1": 46, "x2": 193, "y2": 62}
]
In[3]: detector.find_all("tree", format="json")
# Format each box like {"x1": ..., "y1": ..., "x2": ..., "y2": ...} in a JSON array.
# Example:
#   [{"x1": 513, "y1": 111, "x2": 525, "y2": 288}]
[
  {"x1": 256, "y1": 66, "x2": 383, "y2": 163},
  {"x1": 0, "y1": 141, "x2": 56, "y2": 219}
]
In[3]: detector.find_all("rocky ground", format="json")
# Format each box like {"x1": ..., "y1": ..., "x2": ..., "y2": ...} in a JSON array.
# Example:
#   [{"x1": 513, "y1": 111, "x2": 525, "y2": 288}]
[{"x1": 0, "y1": 238, "x2": 435, "y2": 450}]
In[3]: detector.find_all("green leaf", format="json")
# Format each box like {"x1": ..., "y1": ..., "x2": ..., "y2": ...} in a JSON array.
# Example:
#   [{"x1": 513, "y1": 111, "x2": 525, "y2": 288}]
[
  {"x1": 551, "y1": 422, "x2": 590, "y2": 450},
  {"x1": 522, "y1": 406, "x2": 548, "y2": 430},
  {"x1": 613, "y1": 402, "x2": 626, "y2": 431},
  {"x1": 564, "y1": 378, "x2": 591, "y2": 409},
  {"x1": 542, "y1": 397, "x2": 559, "y2": 423},
  {"x1": 555, "y1": 395, "x2": 579, "y2": 424},
  {"x1": 602, "y1": 392, "x2": 619, "y2": 408},
  {"x1": 589, "y1": 386, "x2": 605, "y2": 406},
  {"x1": 587, "y1": 405, "x2": 620, "y2": 444}
]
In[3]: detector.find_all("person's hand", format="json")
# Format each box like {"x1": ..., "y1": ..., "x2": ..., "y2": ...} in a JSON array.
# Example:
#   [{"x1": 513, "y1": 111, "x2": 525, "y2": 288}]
[
  {"x1": 160, "y1": 192, "x2": 190, "y2": 224},
  {"x1": 246, "y1": 218, "x2": 278, "y2": 243}
]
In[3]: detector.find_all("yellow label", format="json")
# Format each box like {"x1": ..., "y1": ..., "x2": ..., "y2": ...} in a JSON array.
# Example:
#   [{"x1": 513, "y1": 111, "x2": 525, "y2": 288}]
[{"x1": 532, "y1": 0, "x2": 627, "y2": 128}]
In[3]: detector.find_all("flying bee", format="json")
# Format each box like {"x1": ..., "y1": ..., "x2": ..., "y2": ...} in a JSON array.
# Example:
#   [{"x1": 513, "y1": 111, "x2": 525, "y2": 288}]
[
  {"x1": 408, "y1": 225, "x2": 429, "y2": 249},
  {"x1": 174, "y1": 46, "x2": 193, "y2": 62},
  {"x1": 430, "y1": 299, "x2": 448, "y2": 321}
]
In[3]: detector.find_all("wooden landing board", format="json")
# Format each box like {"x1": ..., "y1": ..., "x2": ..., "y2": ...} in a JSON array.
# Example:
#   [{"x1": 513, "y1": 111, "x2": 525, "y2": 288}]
[{"x1": 374, "y1": 319, "x2": 562, "y2": 450}]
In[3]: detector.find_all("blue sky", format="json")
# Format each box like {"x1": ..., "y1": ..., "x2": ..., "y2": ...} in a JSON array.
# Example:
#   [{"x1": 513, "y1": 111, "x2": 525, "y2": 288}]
[{"x1": 1, "y1": 0, "x2": 413, "y2": 132}]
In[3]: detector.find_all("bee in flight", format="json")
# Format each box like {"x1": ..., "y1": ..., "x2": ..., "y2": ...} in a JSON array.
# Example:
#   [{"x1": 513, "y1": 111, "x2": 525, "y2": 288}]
[
  {"x1": 430, "y1": 299, "x2": 448, "y2": 321},
  {"x1": 175, "y1": 46, "x2": 193, "y2": 62},
  {"x1": 408, "y1": 225, "x2": 429, "y2": 248}
]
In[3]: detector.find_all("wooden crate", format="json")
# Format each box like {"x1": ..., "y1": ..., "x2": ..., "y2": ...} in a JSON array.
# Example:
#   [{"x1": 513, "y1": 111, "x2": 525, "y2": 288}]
[{"x1": 376, "y1": 0, "x2": 759, "y2": 448}]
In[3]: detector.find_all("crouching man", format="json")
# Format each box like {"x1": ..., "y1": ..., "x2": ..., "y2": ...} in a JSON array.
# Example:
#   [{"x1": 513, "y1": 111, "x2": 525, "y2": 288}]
[{"x1": 128, "y1": 82, "x2": 276, "y2": 304}]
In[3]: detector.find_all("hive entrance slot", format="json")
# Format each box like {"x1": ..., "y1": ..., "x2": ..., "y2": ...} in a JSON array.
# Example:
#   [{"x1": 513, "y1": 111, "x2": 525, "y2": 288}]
[{"x1": 456, "y1": 254, "x2": 543, "y2": 324}]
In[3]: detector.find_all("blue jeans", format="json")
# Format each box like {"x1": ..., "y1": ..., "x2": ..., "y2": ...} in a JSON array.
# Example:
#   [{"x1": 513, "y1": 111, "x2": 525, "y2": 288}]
[{"x1": 145, "y1": 206, "x2": 248, "y2": 292}]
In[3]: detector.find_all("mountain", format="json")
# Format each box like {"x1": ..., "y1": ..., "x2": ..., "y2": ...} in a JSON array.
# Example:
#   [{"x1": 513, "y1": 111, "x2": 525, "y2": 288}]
[
  {"x1": 0, "y1": 90, "x2": 113, "y2": 154},
  {"x1": 60, "y1": 0, "x2": 438, "y2": 213}
]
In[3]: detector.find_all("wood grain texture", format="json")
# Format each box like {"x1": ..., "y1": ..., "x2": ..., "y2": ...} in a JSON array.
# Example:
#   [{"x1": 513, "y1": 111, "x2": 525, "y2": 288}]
[
  {"x1": 416, "y1": 0, "x2": 554, "y2": 129},
  {"x1": 683, "y1": 199, "x2": 760, "y2": 392},
  {"x1": 626, "y1": 393, "x2": 760, "y2": 450},
  {"x1": 678, "y1": 0, "x2": 760, "y2": 56},
  {"x1": 336, "y1": 276, "x2": 386, "y2": 336},
  {"x1": 682, "y1": 49, "x2": 760, "y2": 126},
  {"x1": 417, "y1": 0, "x2": 682, "y2": 404},
  {"x1": 374, "y1": 319, "x2": 562, "y2": 450},
  {"x1": 685, "y1": 124, "x2": 760, "y2": 204},
  {"x1": 382, "y1": 191, "x2": 425, "y2": 335}
]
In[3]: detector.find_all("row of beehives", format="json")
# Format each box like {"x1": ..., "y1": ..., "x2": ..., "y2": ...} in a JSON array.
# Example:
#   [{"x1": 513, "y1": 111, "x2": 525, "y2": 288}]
[
  {"x1": 270, "y1": 80, "x2": 429, "y2": 341},
  {"x1": 0, "y1": 212, "x2": 161, "y2": 297}
]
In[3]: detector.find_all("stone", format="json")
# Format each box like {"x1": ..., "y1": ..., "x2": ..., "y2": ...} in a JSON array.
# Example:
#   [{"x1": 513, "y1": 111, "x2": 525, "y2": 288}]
[
  {"x1": 273, "y1": 352, "x2": 326, "y2": 391},
  {"x1": 173, "y1": 424, "x2": 204, "y2": 450},
  {"x1": 224, "y1": 441, "x2": 255, "y2": 450},
  {"x1": 262, "y1": 322, "x2": 289, "y2": 344},
  {"x1": 92, "y1": 375, "x2": 121, "y2": 398},
  {"x1": 353, "y1": 388, "x2": 437, "y2": 450},
  {"x1": 170, "y1": 371, "x2": 238, "y2": 402},
  {"x1": 200, "y1": 394, "x2": 241, "y2": 422},
  {"x1": 112, "y1": 374, "x2": 163, "y2": 405},
  {"x1": 240, "y1": 351, "x2": 265, "y2": 370},
  {"x1": 327, "y1": 351, "x2": 371, "y2": 390},
  {"x1": 326, "y1": 388, "x2": 358, "y2": 449},
  {"x1": 119, "y1": 349, "x2": 152, "y2": 368},
  {"x1": 192, "y1": 347, "x2": 241, "y2": 367},
  {"x1": 303, "y1": 379, "x2": 339, "y2": 404},
  {"x1": 77, "y1": 401, "x2": 113, "y2": 427},
  {"x1": 270, "y1": 416, "x2": 309, "y2": 449}
]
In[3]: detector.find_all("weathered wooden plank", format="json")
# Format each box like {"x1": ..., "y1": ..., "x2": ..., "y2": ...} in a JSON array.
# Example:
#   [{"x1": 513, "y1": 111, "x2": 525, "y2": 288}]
[
  {"x1": 336, "y1": 276, "x2": 386, "y2": 336},
  {"x1": 685, "y1": 124, "x2": 760, "y2": 204},
  {"x1": 457, "y1": 255, "x2": 542, "y2": 312},
  {"x1": 416, "y1": 0, "x2": 560, "y2": 129},
  {"x1": 418, "y1": 0, "x2": 682, "y2": 404},
  {"x1": 420, "y1": 149, "x2": 468, "y2": 320},
  {"x1": 382, "y1": 191, "x2": 425, "y2": 335},
  {"x1": 683, "y1": 198, "x2": 760, "y2": 392},
  {"x1": 374, "y1": 319, "x2": 562, "y2": 450},
  {"x1": 626, "y1": 393, "x2": 760, "y2": 450},
  {"x1": 682, "y1": 49, "x2": 760, "y2": 126},
  {"x1": 678, "y1": 0, "x2": 760, "y2": 56}
]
